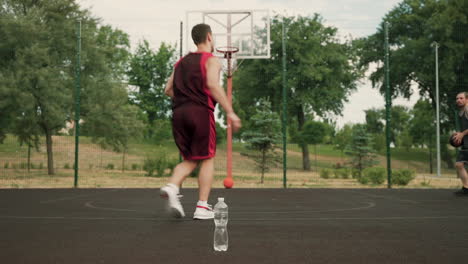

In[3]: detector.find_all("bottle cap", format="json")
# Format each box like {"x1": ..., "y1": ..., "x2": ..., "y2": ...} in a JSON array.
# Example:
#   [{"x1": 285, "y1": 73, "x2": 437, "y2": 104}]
[{"x1": 218, "y1": 197, "x2": 224, "y2": 202}]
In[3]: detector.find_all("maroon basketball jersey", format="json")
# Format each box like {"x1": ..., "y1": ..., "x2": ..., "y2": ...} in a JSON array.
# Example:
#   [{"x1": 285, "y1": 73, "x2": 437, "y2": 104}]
[{"x1": 172, "y1": 52, "x2": 217, "y2": 111}]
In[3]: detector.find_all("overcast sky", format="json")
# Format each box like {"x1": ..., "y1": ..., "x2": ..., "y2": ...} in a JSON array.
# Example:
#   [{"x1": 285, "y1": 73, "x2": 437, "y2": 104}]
[{"x1": 77, "y1": 0, "x2": 420, "y2": 128}]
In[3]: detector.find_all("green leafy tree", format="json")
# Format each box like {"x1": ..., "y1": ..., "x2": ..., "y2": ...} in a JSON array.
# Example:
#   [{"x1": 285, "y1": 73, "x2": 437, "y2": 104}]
[
  {"x1": 358, "y1": 0, "x2": 468, "y2": 168},
  {"x1": 365, "y1": 108, "x2": 384, "y2": 134},
  {"x1": 335, "y1": 124, "x2": 353, "y2": 161},
  {"x1": 409, "y1": 99, "x2": 437, "y2": 173},
  {"x1": 297, "y1": 120, "x2": 328, "y2": 171},
  {"x1": 371, "y1": 133, "x2": 386, "y2": 153},
  {"x1": 233, "y1": 14, "x2": 363, "y2": 171},
  {"x1": 242, "y1": 99, "x2": 281, "y2": 183},
  {"x1": 127, "y1": 40, "x2": 175, "y2": 133},
  {"x1": 0, "y1": 0, "x2": 138, "y2": 175},
  {"x1": 345, "y1": 125, "x2": 379, "y2": 177},
  {"x1": 364, "y1": 105, "x2": 410, "y2": 147},
  {"x1": 398, "y1": 129, "x2": 413, "y2": 152}
]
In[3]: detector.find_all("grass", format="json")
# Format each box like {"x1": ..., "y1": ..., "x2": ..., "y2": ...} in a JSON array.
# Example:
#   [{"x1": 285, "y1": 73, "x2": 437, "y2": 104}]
[{"x1": 0, "y1": 134, "x2": 463, "y2": 188}]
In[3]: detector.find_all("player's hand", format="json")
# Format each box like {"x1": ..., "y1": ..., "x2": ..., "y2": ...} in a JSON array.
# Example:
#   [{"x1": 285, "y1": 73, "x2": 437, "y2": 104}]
[
  {"x1": 227, "y1": 112, "x2": 242, "y2": 133},
  {"x1": 455, "y1": 132, "x2": 464, "y2": 144}
]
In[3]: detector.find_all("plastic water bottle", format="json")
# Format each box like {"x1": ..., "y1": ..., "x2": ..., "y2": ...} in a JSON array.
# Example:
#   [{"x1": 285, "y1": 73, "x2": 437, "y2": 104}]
[{"x1": 213, "y1": 197, "x2": 228, "y2": 251}]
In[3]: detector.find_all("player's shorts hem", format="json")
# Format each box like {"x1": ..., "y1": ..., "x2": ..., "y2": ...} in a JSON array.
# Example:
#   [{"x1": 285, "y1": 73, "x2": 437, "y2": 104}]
[{"x1": 183, "y1": 154, "x2": 216, "y2": 161}]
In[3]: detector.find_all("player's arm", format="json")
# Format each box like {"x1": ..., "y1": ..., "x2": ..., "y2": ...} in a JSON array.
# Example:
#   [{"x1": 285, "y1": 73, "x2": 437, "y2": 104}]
[
  {"x1": 206, "y1": 57, "x2": 241, "y2": 132},
  {"x1": 164, "y1": 71, "x2": 175, "y2": 98}
]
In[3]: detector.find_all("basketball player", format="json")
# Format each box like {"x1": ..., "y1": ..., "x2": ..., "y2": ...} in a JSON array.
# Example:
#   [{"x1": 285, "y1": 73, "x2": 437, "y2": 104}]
[
  {"x1": 453, "y1": 92, "x2": 468, "y2": 196},
  {"x1": 160, "y1": 24, "x2": 242, "y2": 218}
]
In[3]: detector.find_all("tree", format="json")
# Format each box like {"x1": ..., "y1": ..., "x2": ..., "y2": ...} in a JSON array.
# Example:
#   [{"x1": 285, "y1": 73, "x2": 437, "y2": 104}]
[
  {"x1": 242, "y1": 99, "x2": 281, "y2": 183},
  {"x1": 127, "y1": 40, "x2": 175, "y2": 138},
  {"x1": 358, "y1": 0, "x2": 468, "y2": 168},
  {"x1": 233, "y1": 14, "x2": 363, "y2": 171},
  {"x1": 364, "y1": 105, "x2": 410, "y2": 147},
  {"x1": 335, "y1": 124, "x2": 353, "y2": 161},
  {"x1": 398, "y1": 129, "x2": 413, "y2": 152},
  {"x1": 0, "y1": 0, "x2": 138, "y2": 175},
  {"x1": 365, "y1": 108, "x2": 384, "y2": 134},
  {"x1": 409, "y1": 99, "x2": 437, "y2": 173},
  {"x1": 297, "y1": 120, "x2": 329, "y2": 172},
  {"x1": 345, "y1": 125, "x2": 379, "y2": 177}
]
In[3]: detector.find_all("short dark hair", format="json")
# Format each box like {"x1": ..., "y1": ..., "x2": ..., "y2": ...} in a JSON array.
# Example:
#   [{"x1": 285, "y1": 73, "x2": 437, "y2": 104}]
[
  {"x1": 457, "y1": 92, "x2": 468, "y2": 98},
  {"x1": 191, "y1": 24, "x2": 212, "y2": 45}
]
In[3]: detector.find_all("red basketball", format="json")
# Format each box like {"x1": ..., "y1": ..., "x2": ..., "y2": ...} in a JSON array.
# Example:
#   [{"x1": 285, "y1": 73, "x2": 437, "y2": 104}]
[
  {"x1": 450, "y1": 134, "x2": 463, "y2": 148},
  {"x1": 223, "y1": 177, "x2": 234, "y2": 189}
]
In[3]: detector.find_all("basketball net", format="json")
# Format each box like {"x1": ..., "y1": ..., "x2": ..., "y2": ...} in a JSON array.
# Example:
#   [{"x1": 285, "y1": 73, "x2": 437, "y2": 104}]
[{"x1": 216, "y1": 46, "x2": 239, "y2": 78}]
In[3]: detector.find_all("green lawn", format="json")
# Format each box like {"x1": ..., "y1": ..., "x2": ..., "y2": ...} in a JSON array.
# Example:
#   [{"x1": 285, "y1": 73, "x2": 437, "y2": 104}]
[{"x1": 0, "y1": 134, "x2": 456, "y2": 174}]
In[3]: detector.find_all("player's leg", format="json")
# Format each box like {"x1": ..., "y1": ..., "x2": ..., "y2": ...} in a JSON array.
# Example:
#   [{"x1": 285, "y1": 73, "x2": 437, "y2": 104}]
[
  {"x1": 198, "y1": 157, "x2": 214, "y2": 201},
  {"x1": 455, "y1": 162, "x2": 468, "y2": 186},
  {"x1": 193, "y1": 157, "x2": 215, "y2": 220},
  {"x1": 169, "y1": 160, "x2": 198, "y2": 187},
  {"x1": 454, "y1": 152, "x2": 468, "y2": 196},
  {"x1": 160, "y1": 160, "x2": 198, "y2": 218}
]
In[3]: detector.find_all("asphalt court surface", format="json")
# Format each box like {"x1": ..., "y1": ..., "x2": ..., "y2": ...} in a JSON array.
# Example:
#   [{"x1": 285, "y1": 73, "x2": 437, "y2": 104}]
[{"x1": 0, "y1": 188, "x2": 467, "y2": 263}]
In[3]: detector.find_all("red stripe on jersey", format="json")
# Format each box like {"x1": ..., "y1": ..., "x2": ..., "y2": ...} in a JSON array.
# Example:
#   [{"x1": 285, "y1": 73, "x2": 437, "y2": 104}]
[{"x1": 200, "y1": 53, "x2": 216, "y2": 110}]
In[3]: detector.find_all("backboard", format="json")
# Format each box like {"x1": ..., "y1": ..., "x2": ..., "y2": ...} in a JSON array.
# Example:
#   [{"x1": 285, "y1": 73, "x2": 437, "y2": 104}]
[{"x1": 185, "y1": 10, "x2": 270, "y2": 59}]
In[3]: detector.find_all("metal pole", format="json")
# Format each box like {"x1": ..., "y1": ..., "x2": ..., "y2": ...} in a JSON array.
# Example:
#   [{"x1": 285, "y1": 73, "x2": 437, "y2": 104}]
[
  {"x1": 74, "y1": 20, "x2": 82, "y2": 188},
  {"x1": 226, "y1": 14, "x2": 233, "y2": 184},
  {"x1": 433, "y1": 42, "x2": 441, "y2": 177},
  {"x1": 180, "y1": 21, "x2": 183, "y2": 58},
  {"x1": 282, "y1": 21, "x2": 288, "y2": 189},
  {"x1": 384, "y1": 22, "x2": 392, "y2": 188}
]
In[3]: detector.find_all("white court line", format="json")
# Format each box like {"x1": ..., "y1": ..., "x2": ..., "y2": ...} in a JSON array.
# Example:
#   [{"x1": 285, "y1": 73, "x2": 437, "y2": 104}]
[
  {"x1": 343, "y1": 190, "x2": 420, "y2": 204},
  {"x1": 40, "y1": 189, "x2": 119, "y2": 204},
  {"x1": 1, "y1": 215, "x2": 467, "y2": 222},
  {"x1": 85, "y1": 201, "x2": 140, "y2": 212},
  {"x1": 230, "y1": 202, "x2": 376, "y2": 214},
  {"x1": 82, "y1": 201, "x2": 376, "y2": 214}
]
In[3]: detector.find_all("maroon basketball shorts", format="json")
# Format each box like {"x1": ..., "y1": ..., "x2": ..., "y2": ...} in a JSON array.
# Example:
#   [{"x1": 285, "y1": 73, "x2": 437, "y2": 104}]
[{"x1": 172, "y1": 103, "x2": 216, "y2": 160}]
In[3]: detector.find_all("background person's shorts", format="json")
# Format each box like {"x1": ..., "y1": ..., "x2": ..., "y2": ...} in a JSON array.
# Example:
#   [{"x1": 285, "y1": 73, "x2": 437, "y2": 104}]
[{"x1": 456, "y1": 148, "x2": 468, "y2": 163}]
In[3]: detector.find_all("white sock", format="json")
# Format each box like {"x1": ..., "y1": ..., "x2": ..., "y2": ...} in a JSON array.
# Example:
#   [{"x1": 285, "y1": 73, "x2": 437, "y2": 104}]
[
  {"x1": 197, "y1": 200, "x2": 208, "y2": 207},
  {"x1": 167, "y1": 183, "x2": 179, "y2": 194}
]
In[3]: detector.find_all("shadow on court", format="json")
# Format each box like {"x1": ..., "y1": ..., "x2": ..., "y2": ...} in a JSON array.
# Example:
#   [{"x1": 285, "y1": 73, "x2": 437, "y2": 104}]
[{"x1": 0, "y1": 188, "x2": 467, "y2": 263}]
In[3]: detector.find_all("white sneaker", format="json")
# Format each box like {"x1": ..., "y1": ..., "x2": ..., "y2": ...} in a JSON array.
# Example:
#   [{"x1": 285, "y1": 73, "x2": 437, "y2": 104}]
[
  {"x1": 193, "y1": 204, "x2": 214, "y2": 220},
  {"x1": 160, "y1": 184, "x2": 185, "y2": 218}
]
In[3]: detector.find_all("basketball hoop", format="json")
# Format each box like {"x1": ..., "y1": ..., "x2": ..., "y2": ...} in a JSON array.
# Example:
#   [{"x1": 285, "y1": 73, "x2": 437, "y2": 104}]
[
  {"x1": 216, "y1": 46, "x2": 239, "y2": 78},
  {"x1": 186, "y1": 10, "x2": 271, "y2": 188}
]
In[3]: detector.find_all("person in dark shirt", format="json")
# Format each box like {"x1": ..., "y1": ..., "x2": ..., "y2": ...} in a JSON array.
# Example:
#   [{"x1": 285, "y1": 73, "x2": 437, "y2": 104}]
[
  {"x1": 453, "y1": 92, "x2": 468, "y2": 196},
  {"x1": 160, "y1": 24, "x2": 242, "y2": 218}
]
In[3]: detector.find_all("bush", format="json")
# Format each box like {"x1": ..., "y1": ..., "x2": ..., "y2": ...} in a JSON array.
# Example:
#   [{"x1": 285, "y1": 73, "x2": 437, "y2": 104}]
[
  {"x1": 131, "y1": 163, "x2": 140, "y2": 171},
  {"x1": 143, "y1": 158, "x2": 157, "y2": 176},
  {"x1": 144, "y1": 156, "x2": 169, "y2": 177},
  {"x1": 20, "y1": 162, "x2": 28, "y2": 169},
  {"x1": 334, "y1": 168, "x2": 350, "y2": 179},
  {"x1": 155, "y1": 157, "x2": 167, "y2": 177},
  {"x1": 393, "y1": 169, "x2": 416, "y2": 186},
  {"x1": 4, "y1": 163, "x2": 9, "y2": 169},
  {"x1": 106, "y1": 163, "x2": 115, "y2": 170},
  {"x1": 351, "y1": 169, "x2": 360, "y2": 179},
  {"x1": 166, "y1": 159, "x2": 178, "y2": 175},
  {"x1": 360, "y1": 167, "x2": 386, "y2": 185},
  {"x1": 64, "y1": 163, "x2": 71, "y2": 169},
  {"x1": 39, "y1": 163, "x2": 44, "y2": 169},
  {"x1": 320, "y1": 169, "x2": 332, "y2": 179}
]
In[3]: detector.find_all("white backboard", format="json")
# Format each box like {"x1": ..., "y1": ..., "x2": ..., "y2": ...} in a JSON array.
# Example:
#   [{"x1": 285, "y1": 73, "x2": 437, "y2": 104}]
[{"x1": 185, "y1": 10, "x2": 270, "y2": 59}]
